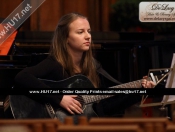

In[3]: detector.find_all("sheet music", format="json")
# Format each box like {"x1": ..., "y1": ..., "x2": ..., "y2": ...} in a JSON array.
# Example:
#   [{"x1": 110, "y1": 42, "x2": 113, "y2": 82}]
[
  {"x1": 162, "y1": 95, "x2": 175, "y2": 102},
  {"x1": 162, "y1": 53, "x2": 175, "y2": 103}
]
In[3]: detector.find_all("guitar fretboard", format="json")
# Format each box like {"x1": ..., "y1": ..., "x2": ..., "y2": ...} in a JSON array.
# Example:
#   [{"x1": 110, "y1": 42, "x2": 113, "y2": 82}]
[
  {"x1": 109, "y1": 79, "x2": 142, "y2": 88},
  {"x1": 82, "y1": 79, "x2": 144, "y2": 104}
]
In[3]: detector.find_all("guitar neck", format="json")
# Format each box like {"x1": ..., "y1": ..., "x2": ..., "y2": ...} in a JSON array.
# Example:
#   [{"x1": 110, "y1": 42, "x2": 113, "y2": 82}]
[
  {"x1": 82, "y1": 79, "x2": 143, "y2": 104},
  {"x1": 109, "y1": 79, "x2": 142, "y2": 88}
]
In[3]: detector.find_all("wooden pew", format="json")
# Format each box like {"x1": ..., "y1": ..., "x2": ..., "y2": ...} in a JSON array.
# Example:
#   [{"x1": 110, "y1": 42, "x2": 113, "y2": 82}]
[
  {"x1": 88, "y1": 117, "x2": 171, "y2": 132},
  {"x1": 166, "y1": 125, "x2": 175, "y2": 132},
  {"x1": 58, "y1": 116, "x2": 142, "y2": 132},
  {"x1": 0, "y1": 119, "x2": 62, "y2": 132},
  {"x1": 58, "y1": 125, "x2": 142, "y2": 132},
  {"x1": 0, "y1": 117, "x2": 173, "y2": 132}
]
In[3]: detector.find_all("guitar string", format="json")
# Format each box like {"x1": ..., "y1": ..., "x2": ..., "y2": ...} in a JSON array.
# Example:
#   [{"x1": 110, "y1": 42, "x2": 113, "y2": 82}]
[
  {"x1": 73, "y1": 79, "x2": 146, "y2": 104},
  {"x1": 75, "y1": 96, "x2": 85, "y2": 104},
  {"x1": 75, "y1": 95, "x2": 113, "y2": 104},
  {"x1": 74, "y1": 80, "x2": 143, "y2": 104}
]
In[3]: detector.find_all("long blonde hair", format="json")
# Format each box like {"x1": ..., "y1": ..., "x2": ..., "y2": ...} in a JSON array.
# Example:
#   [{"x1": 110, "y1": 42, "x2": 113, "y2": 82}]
[{"x1": 49, "y1": 13, "x2": 99, "y2": 87}]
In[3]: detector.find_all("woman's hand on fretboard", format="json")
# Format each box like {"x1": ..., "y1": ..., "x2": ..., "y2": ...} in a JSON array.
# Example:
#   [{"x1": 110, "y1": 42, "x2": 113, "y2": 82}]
[{"x1": 141, "y1": 76, "x2": 156, "y2": 88}]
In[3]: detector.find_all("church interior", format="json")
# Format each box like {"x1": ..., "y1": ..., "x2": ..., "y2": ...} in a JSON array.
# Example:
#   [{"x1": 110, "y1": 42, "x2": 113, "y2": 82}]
[{"x1": 1, "y1": 0, "x2": 175, "y2": 131}]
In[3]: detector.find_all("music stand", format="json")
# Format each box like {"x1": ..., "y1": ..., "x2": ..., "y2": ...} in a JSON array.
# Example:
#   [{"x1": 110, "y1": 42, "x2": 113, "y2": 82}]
[
  {"x1": 161, "y1": 53, "x2": 175, "y2": 107},
  {"x1": 139, "y1": 53, "x2": 175, "y2": 108}
]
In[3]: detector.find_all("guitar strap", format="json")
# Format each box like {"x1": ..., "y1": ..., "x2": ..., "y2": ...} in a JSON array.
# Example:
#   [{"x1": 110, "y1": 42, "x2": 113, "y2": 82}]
[{"x1": 97, "y1": 67, "x2": 121, "y2": 85}]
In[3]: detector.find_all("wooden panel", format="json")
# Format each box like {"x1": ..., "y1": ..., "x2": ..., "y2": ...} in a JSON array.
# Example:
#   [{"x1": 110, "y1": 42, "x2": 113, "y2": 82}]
[
  {"x1": 0, "y1": 0, "x2": 118, "y2": 31},
  {"x1": 30, "y1": 0, "x2": 117, "y2": 31},
  {"x1": 0, "y1": 0, "x2": 22, "y2": 18},
  {"x1": 37, "y1": 0, "x2": 62, "y2": 31},
  {"x1": 30, "y1": 0, "x2": 89, "y2": 31},
  {"x1": 87, "y1": 0, "x2": 100, "y2": 31},
  {"x1": 62, "y1": 0, "x2": 88, "y2": 16},
  {"x1": 0, "y1": 0, "x2": 29, "y2": 31},
  {"x1": 101, "y1": 0, "x2": 116, "y2": 31}
]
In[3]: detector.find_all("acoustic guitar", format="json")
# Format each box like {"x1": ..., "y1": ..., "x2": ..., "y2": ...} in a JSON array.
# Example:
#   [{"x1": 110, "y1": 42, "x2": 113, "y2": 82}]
[{"x1": 4, "y1": 74, "x2": 155, "y2": 122}]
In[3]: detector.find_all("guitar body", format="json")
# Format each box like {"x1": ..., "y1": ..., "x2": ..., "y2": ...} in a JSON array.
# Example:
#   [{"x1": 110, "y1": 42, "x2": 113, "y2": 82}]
[
  {"x1": 4, "y1": 75, "x2": 98, "y2": 122},
  {"x1": 5, "y1": 95, "x2": 98, "y2": 122},
  {"x1": 7, "y1": 95, "x2": 50, "y2": 119},
  {"x1": 5, "y1": 74, "x2": 152, "y2": 121},
  {"x1": 54, "y1": 103, "x2": 98, "y2": 122},
  {"x1": 38, "y1": 74, "x2": 95, "y2": 88}
]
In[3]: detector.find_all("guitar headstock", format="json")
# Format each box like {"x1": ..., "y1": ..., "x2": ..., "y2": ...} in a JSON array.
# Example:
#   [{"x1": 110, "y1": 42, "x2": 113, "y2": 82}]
[{"x1": 148, "y1": 68, "x2": 172, "y2": 87}]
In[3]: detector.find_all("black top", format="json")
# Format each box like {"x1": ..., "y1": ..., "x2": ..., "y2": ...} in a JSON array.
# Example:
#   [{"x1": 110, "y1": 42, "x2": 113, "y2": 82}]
[{"x1": 14, "y1": 55, "x2": 108, "y2": 107}]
